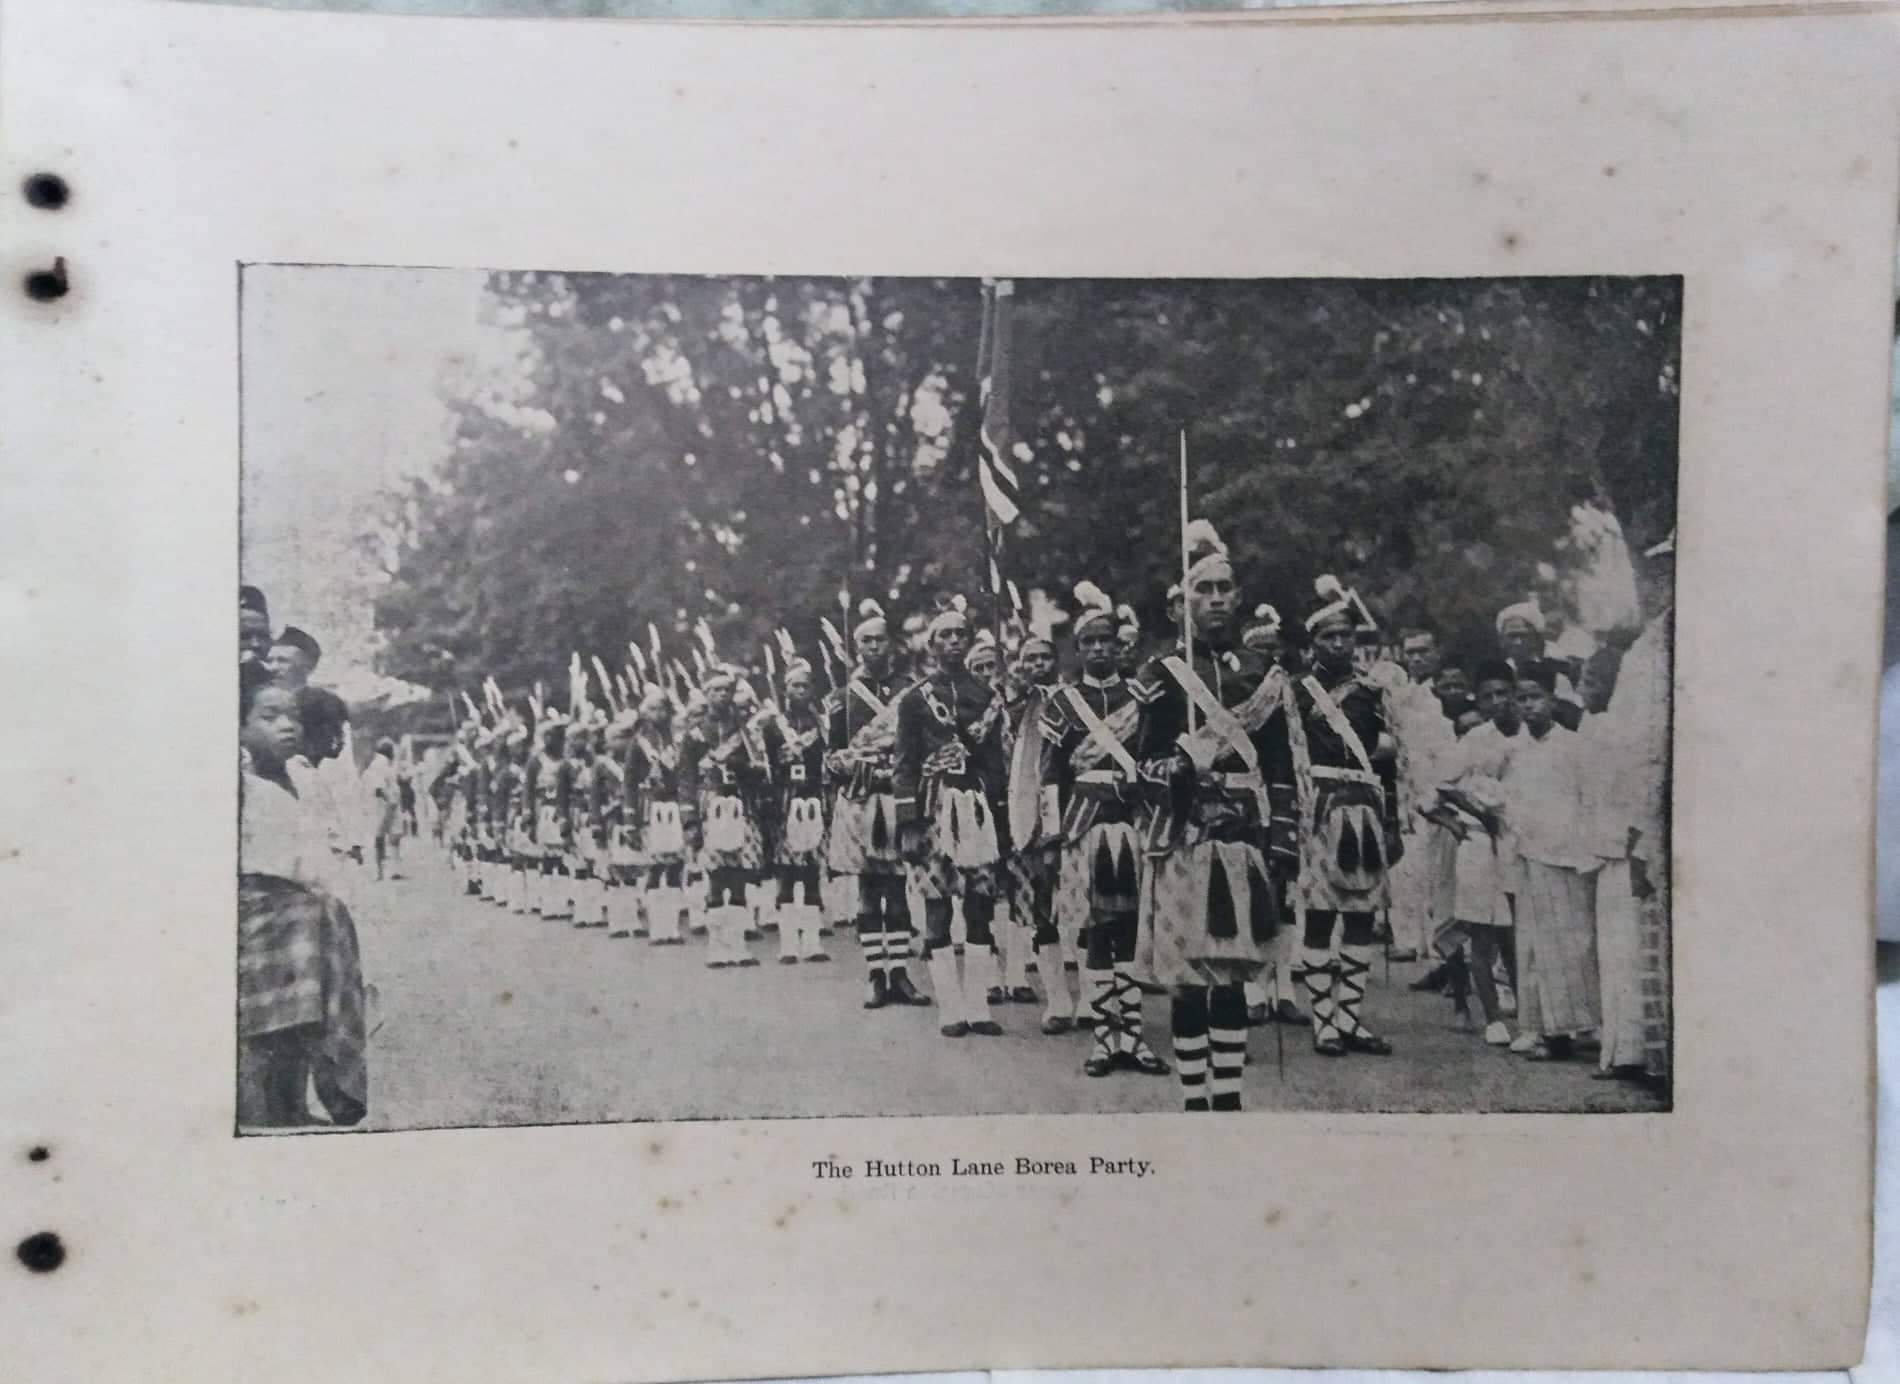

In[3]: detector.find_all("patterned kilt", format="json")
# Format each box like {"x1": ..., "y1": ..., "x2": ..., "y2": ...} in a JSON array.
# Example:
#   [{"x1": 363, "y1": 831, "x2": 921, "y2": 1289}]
[
  {"x1": 606, "y1": 824, "x2": 641, "y2": 881},
  {"x1": 1006, "y1": 842, "x2": 1061, "y2": 913},
  {"x1": 826, "y1": 792, "x2": 903, "y2": 877},
  {"x1": 632, "y1": 801, "x2": 687, "y2": 869},
  {"x1": 1293, "y1": 776, "x2": 1393, "y2": 915},
  {"x1": 237, "y1": 874, "x2": 367, "y2": 1126},
  {"x1": 906, "y1": 849, "x2": 998, "y2": 902},
  {"x1": 698, "y1": 795, "x2": 767, "y2": 873},
  {"x1": 1137, "y1": 840, "x2": 1277, "y2": 989},
  {"x1": 1054, "y1": 821, "x2": 1143, "y2": 926},
  {"x1": 773, "y1": 794, "x2": 829, "y2": 870}
]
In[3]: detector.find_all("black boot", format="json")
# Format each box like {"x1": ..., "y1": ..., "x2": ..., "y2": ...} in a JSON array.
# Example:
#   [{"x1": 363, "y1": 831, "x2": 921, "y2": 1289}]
[
  {"x1": 886, "y1": 968, "x2": 932, "y2": 1006},
  {"x1": 863, "y1": 972, "x2": 889, "y2": 1010}
]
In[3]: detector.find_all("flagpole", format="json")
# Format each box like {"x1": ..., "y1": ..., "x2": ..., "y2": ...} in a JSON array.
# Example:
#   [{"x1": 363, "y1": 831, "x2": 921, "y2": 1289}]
[{"x1": 1179, "y1": 429, "x2": 1195, "y2": 735}]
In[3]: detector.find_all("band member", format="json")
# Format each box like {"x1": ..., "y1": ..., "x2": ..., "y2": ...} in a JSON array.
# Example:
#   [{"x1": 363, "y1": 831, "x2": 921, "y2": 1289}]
[
  {"x1": 1239, "y1": 605, "x2": 1283, "y2": 664},
  {"x1": 1043, "y1": 584, "x2": 1167, "y2": 1075},
  {"x1": 444, "y1": 723, "x2": 482, "y2": 896},
  {"x1": 1235, "y1": 602, "x2": 1306, "y2": 1028},
  {"x1": 759, "y1": 657, "x2": 831, "y2": 964},
  {"x1": 627, "y1": 688, "x2": 689, "y2": 945},
  {"x1": 966, "y1": 629, "x2": 1001, "y2": 684},
  {"x1": 529, "y1": 715, "x2": 572, "y2": 919},
  {"x1": 1129, "y1": 523, "x2": 1292, "y2": 1110},
  {"x1": 1115, "y1": 603, "x2": 1144, "y2": 679},
  {"x1": 599, "y1": 710, "x2": 640, "y2": 937},
  {"x1": 492, "y1": 721, "x2": 529, "y2": 911},
  {"x1": 999, "y1": 635, "x2": 1060, "y2": 1007},
  {"x1": 895, "y1": 598, "x2": 1010, "y2": 1037},
  {"x1": 565, "y1": 719, "x2": 610, "y2": 929},
  {"x1": 680, "y1": 667, "x2": 770, "y2": 968},
  {"x1": 824, "y1": 602, "x2": 930, "y2": 1009},
  {"x1": 1284, "y1": 588, "x2": 1404, "y2": 1057}
]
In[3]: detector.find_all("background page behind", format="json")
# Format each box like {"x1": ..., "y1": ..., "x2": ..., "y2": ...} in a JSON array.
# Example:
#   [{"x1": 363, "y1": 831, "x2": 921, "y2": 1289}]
[{"x1": 1, "y1": 1, "x2": 1890, "y2": 1379}]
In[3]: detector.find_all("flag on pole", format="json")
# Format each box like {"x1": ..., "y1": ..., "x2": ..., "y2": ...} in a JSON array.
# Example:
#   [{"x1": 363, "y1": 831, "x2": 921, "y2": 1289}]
[
  {"x1": 976, "y1": 280, "x2": 1023, "y2": 531},
  {"x1": 976, "y1": 279, "x2": 1024, "y2": 619}
]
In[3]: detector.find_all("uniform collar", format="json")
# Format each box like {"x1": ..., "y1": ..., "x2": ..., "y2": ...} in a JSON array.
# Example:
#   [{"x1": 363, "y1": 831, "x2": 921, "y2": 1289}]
[{"x1": 1081, "y1": 672, "x2": 1122, "y2": 690}]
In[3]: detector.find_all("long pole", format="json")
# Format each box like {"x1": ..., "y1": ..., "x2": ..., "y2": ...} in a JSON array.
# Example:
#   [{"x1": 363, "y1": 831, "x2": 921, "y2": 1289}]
[{"x1": 1179, "y1": 429, "x2": 1194, "y2": 734}]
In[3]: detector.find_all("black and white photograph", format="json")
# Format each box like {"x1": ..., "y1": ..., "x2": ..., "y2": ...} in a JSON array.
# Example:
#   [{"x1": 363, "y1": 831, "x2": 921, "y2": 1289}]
[{"x1": 237, "y1": 265, "x2": 1679, "y2": 1132}]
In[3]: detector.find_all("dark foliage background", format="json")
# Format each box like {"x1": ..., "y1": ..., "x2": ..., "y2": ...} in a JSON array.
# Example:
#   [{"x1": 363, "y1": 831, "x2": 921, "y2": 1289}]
[{"x1": 368, "y1": 273, "x2": 1679, "y2": 703}]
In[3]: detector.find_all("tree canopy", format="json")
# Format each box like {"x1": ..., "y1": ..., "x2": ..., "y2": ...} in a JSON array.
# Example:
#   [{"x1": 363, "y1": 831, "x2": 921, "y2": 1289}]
[{"x1": 370, "y1": 272, "x2": 1678, "y2": 698}]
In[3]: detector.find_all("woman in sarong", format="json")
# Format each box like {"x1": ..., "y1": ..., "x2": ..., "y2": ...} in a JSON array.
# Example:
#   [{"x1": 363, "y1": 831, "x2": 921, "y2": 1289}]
[{"x1": 238, "y1": 668, "x2": 369, "y2": 1129}]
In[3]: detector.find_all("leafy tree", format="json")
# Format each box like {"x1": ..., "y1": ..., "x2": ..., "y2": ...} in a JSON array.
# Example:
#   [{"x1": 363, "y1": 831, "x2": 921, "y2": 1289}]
[{"x1": 371, "y1": 272, "x2": 1678, "y2": 696}]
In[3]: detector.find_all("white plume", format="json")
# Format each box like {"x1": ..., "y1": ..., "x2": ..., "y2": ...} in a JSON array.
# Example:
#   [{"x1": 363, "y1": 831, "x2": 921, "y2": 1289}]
[
  {"x1": 949, "y1": 594, "x2": 967, "y2": 614},
  {"x1": 1073, "y1": 579, "x2": 1112, "y2": 612},
  {"x1": 1314, "y1": 573, "x2": 1347, "y2": 601},
  {"x1": 858, "y1": 598, "x2": 884, "y2": 619},
  {"x1": 1184, "y1": 518, "x2": 1226, "y2": 557},
  {"x1": 1253, "y1": 603, "x2": 1281, "y2": 626}
]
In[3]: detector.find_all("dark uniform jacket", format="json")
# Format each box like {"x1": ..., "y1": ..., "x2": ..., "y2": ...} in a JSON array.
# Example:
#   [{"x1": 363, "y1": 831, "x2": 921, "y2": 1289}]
[
  {"x1": 1128, "y1": 638, "x2": 1298, "y2": 874},
  {"x1": 822, "y1": 667, "x2": 908, "y2": 800},
  {"x1": 892, "y1": 666, "x2": 1007, "y2": 830}
]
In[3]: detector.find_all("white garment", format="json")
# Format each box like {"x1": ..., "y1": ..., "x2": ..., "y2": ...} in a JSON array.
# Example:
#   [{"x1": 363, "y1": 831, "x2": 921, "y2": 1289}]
[
  {"x1": 1435, "y1": 721, "x2": 1519, "y2": 925},
  {"x1": 239, "y1": 768, "x2": 339, "y2": 893},
  {"x1": 1606, "y1": 612, "x2": 1672, "y2": 869},
  {"x1": 1499, "y1": 724, "x2": 1602, "y2": 870}
]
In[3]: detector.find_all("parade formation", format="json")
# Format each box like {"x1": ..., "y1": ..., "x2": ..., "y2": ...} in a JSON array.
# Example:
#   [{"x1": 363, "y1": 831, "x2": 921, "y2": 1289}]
[
  {"x1": 236, "y1": 276, "x2": 1676, "y2": 1128},
  {"x1": 239, "y1": 499, "x2": 1673, "y2": 1124}
]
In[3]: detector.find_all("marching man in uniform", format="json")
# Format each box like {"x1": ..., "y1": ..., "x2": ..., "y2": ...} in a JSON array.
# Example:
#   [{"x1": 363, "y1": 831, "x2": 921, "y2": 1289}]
[
  {"x1": 1283, "y1": 581, "x2": 1404, "y2": 1057},
  {"x1": 679, "y1": 667, "x2": 770, "y2": 968},
  {"x1": 894, "y1": 598, "x2": 1011, "y2": 1038},
  {"x1": 759, "y1": 655, "x2": 832, "y2": 965},
  {"x1": 824, "y1": 602, "x2": 930, "y2": 1009},
  {"x1": 1130, "y1": 521, "x2": 1295, "y2": 1111},
  {"x1": 1000, "y1": 634, "x2": 1062, "y2": 1010},
  {"x1": 1042, "y1": 582, "x2": 1168, "y2": 1075},
  {"x1": 627, "y1": 687, "x2": 689, "y2": 945}
]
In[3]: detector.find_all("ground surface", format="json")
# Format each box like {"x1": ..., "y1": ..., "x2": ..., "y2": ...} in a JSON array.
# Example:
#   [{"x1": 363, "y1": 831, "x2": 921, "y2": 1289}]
[{"x1": 341, "y1": 848, "x2": 1666, "y2": 1132}]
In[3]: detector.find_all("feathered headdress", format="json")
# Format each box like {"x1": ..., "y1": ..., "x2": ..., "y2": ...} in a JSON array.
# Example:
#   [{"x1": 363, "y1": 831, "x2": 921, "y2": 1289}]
[
  {"x1": 1072, "y1": 579, "x2": 1117, "y2": 640},
  {"x1": 926, "y1": 593, "x2": 970, "y2": 639},
  {"x1": 1245, "y1": 603, "x2": 1282, "y2": 635},
  {"x1": 1183, "y1": 519, "x2": 1230, "y2": 583},
  {"x1": 1116, "y1": 603, "x2": 1140, "y2": 641},
  {"x1": 852, "y1": 597, "x2": 888, "y2": 640},
  {"x1": 1306, "y1": 574, "x2": 1377, "y2": 633}
]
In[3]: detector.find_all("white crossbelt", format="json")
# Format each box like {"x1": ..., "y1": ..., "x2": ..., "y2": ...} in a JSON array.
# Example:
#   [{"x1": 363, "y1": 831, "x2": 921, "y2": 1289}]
[
  {"x1": 1059, "y1": 686, "x2": 1141, "y2": 782},
  {"x1": 1160, "y1": 655, "x2": 1268, "y2": 818}
]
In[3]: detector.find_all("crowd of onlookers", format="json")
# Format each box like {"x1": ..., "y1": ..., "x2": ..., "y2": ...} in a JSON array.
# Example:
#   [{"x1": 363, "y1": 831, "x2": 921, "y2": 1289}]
[{"x1": 237, "y1": 584, "x2": 391, "y2": 1128}]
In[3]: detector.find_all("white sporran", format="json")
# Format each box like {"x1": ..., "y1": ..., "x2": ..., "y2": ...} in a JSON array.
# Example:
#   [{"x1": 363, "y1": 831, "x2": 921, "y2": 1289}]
[
  {"x1": 936, "y1": 787, "x2": 999, "y2": 869},
  {"x1": 705, "y1": 794, "x2": 747, "y2": 853},
  {"x1": 785, "y1": 796, "x2": 825, "y2": 854},
  {"x1": 645, "y1": 801, "x2": 684, "y2": 856}
]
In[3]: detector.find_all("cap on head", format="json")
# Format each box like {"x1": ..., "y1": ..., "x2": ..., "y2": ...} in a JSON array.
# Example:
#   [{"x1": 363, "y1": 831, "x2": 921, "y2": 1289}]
[
  {"x1": 1243, "y1": 603, "x2": 1281, "y2": 637},
  {"x1": 853, "y1": 598, "x2": 889, "y2": 640},
  {"x1": 1182, "y1": 519, "x2": 1231, "y2": 586},
  {"x1": 1494, "y1": 601, "x2": 1547, "y2": 639},
  {"x1": 926, "y1": 594, "x2": 970, "y2": 641},
  {"x1": 239, "y1": 585, "x2": 269, "y2": 618},
  {"x1": 1072, "y1": 580, "x2": 1117, "y2": 641},
  {"x1": 275, "y1": 625, "x2": 322, "y2": 664}
]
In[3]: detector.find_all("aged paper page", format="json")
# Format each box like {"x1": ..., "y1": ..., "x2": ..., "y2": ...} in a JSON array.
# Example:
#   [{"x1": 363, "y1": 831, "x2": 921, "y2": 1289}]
[{"x1": 1, "y1": 0, "x2": 1890, "y2": 1377}]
